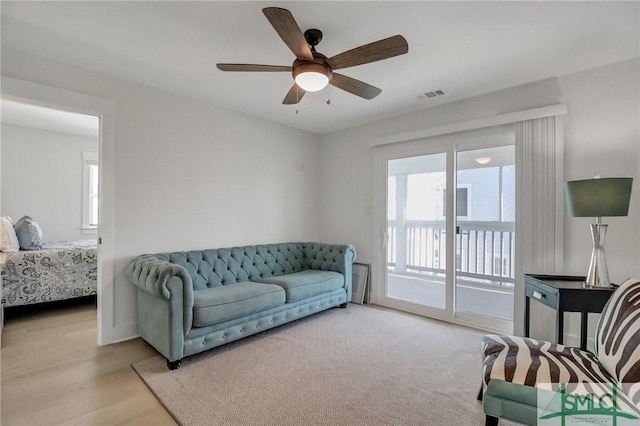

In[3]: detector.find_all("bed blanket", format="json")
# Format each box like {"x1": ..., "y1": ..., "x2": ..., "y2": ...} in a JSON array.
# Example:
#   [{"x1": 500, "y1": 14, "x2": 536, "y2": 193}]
[{"x1": 2, "y1": 239, "x2": 97, "y2": 307}]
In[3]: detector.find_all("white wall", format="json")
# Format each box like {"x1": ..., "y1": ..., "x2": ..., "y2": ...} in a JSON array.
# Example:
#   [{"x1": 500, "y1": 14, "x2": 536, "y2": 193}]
[
  {"x1": 1, "y1": 124, "x2": 98, "y2": 241},
  {"x1": 559, "y1": 61, "x2": 640, "y2": 284},
  {"x1": 2, "y1": 45, "x2": 637, "y2": 347},
  {"x1": 318, "y1": 58, "x2": 639, "y2": 344},
  {"x1": 1, "y1": 47, "x2": 322, "y2": 343}
]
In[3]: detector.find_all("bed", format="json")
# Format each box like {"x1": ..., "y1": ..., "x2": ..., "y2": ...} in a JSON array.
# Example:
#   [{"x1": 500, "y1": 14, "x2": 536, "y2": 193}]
[{"x1": 1, "y1": 239, "x2": 97, "y2": 308}]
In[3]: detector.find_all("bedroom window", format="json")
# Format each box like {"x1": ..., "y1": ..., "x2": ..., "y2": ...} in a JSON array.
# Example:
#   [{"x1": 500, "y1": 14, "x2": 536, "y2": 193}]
[{"x1": 82, "y1": 152, "x2": 99, "y2": 234}]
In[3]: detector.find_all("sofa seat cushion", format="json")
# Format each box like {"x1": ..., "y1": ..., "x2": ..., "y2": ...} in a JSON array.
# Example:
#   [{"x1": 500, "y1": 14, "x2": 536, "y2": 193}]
[
  {"x1": 254, "y1": 270, "x2": 344, "y2": 303},
  {"x1": 192, "y1": 282, "x2": 285, "y2": 327}
]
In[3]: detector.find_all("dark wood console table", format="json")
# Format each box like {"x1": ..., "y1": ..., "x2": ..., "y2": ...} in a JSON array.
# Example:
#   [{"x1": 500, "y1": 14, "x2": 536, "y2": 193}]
[{"x1": 524, "y1": 274, "x2": 615, "y2": 351}]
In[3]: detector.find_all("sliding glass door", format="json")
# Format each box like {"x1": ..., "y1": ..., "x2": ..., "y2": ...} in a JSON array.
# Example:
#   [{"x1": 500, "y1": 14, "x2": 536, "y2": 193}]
[
  {"x1": 454, "y1": 146, "x2": 515, "y2": 329},
  {"x1": 378, "y1": 131, "x2": 515, "y2": 333},
  {"x1": 387, "y1": 153, "x2": 448, "y2": 309}
]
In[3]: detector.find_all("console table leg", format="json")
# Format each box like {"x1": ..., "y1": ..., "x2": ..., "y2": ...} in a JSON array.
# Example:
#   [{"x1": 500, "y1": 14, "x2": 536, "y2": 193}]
[
  {"x1": 557, "y1": 310, "x2": 564, "y2": 345},
  {"x1": 525, "y1": 297, "x2": 531, "y2": 337},
  {"x1": 580, "y1": 312, "x2": 588, "y2": 350}
]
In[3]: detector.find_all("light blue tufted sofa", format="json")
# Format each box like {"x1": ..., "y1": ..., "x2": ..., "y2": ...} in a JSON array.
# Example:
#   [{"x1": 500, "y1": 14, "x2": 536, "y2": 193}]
[{"x1": 127, "y1": 242, "x2": 356, "y2": 369}]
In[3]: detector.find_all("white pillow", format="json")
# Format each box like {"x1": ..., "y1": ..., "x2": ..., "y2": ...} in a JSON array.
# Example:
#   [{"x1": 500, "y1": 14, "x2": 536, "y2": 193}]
[
  {"x1": 0, "y1": 215, "x2": 20, "y2": 253},
  {"x1": 14, "y1": 215, "x2": 43, "y2": 251}
]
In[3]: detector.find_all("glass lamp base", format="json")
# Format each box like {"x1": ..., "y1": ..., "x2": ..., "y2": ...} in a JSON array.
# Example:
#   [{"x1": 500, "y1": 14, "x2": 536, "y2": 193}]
[{"x1": 584, "y1": 223, "x2": 611, "y2": 288}]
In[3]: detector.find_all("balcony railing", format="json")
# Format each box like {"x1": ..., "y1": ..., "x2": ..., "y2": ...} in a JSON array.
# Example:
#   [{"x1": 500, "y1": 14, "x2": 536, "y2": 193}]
[{"x1": 388, "y1": 220, "x2": 515, "y2": 286}]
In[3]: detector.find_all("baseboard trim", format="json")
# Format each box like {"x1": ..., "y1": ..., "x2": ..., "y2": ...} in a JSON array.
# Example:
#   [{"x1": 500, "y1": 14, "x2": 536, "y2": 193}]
[{"x1": 99, "y1": 321, "x2": 139, "y2": 345}]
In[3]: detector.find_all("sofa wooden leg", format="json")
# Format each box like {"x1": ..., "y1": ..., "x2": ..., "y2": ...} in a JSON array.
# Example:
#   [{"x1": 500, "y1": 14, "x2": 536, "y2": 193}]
[
  {"x1": 485, "y1": 415, "x2": 499, "y2": 426},
  {"x1": 167, "y1": 359, "x2": 182, "y2": 370},
  {"x1": 339, "y1": 303, "x2": 348, "y2": 308}
]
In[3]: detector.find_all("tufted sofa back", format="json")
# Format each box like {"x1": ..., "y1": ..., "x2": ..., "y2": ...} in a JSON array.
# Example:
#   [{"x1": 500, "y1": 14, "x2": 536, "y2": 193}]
[{"x1": 154, "y1": 242, "x2": 352, "y2": 291}]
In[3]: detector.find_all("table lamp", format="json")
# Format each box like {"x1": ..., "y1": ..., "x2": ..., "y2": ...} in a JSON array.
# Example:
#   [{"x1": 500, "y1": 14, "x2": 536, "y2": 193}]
[{"x1": 565, "y1": 177, "x2": 633, "y2": 288}]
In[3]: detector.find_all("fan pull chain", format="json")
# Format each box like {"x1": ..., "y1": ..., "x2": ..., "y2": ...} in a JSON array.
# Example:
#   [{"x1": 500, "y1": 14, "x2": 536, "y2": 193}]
[{"x1": 295, "y1": 86, "x2": 299, "y2": 114}]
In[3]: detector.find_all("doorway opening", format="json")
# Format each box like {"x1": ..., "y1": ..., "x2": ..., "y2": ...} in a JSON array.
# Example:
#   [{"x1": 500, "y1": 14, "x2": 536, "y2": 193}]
[{"x1": 1, "y1": 99, "x2": 100, "y2": 327}]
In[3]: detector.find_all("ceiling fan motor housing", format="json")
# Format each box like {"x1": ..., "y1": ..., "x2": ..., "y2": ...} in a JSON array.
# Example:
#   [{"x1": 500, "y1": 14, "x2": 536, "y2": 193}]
[{"x1": 292, "y1": 52, "x2": 333, "y2": 88}]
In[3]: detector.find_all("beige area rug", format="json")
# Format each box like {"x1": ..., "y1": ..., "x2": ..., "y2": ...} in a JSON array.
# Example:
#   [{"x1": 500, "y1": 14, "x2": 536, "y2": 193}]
[{"x1": 132, "y1": 304, "x2": 491, "y2": 425}]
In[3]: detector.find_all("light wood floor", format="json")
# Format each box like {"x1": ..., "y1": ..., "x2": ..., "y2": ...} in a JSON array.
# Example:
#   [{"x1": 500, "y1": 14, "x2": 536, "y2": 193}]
[{"x1": 1, "y1": 301, "x2": 175, "y2": 425}]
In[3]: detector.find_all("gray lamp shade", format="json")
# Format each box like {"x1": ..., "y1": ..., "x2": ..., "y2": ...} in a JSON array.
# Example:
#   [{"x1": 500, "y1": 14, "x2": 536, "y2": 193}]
[{"x1": 565, "y1": 177, "x2": 633, "y2": 217}]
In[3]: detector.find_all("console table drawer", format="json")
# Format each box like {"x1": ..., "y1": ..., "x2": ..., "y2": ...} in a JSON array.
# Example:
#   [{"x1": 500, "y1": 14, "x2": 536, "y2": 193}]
[{"x1": 524, "y1": 280, "x2": 558, "y2": 309}]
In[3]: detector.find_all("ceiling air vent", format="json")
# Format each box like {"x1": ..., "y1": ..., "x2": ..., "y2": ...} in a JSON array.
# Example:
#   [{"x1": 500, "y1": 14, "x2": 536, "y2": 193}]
[{"x1": 425, "y1": 90, "x2": 445, "y2": 98}]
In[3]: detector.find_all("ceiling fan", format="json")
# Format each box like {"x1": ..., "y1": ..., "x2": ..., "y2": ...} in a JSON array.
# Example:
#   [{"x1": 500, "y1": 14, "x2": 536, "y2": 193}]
[{"x1": 217, "y1": 7, "x2": 409, "y2": 105}]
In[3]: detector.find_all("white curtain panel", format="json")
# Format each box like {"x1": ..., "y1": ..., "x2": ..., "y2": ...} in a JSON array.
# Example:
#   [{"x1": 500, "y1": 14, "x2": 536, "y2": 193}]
[
  {"x1": 514, "y1": 115, "x2": 564, "y2": 335},
  {"x1": 516, "y1": 116, "x2": 560, "y2": 274}
]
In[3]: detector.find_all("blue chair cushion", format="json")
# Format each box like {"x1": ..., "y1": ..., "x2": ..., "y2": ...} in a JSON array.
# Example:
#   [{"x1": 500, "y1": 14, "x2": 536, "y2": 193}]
[
  {"x1": 192, "y1": 282, "x2": 285, "y2": 327},
  {"x1": 254, "y1": 270, "x2": 344, "y2": 302}
]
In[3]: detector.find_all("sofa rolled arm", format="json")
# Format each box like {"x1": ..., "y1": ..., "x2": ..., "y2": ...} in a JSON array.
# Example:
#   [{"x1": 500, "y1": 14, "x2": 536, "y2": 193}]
[
  {"x1": 305, "y1": 243, "x2": 356, "y2": 273},
  {"x1": 344, "y1": 245, "x2": 356, "y2": 266},
  {"x1": 334, "y1": 244, "x2": 356, "y2": 275},
  {"x1": 304, "y1": 243, "x2": 356, "y2": 300},
  {"x1": 126, "y1": 254, "x2": 194, "y2": 301}
]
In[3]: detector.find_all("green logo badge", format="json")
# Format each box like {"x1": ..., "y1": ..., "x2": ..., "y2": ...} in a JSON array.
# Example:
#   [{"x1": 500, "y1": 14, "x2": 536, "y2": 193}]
[{"x1": 537, "y1": 383, "x2": 640, "y2": 425}]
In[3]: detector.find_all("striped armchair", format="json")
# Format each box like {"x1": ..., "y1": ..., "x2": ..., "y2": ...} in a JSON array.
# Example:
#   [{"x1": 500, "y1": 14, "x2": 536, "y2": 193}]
[{"x1": 480, "y1": 278, "x2": 640, "y2": 425}]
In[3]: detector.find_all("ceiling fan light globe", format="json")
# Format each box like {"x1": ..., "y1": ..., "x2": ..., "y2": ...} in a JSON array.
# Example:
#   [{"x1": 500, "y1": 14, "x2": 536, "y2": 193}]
[
  {"x1": 292, "y1": 61, "x2": 331, "y2": 92},
  {"x1": 295, "y1": 71, "x2": 329, "y2": 92}
]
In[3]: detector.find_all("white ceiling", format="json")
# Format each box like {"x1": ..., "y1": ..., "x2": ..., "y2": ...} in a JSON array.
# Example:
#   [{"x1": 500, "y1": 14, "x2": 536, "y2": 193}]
[{"x1": 1, "y1": 1, "x2": 638, "y2": 135}]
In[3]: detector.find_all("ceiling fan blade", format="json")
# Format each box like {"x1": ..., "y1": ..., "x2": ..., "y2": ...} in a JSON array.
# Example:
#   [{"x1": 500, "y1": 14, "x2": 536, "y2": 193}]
[
  {"x1": 217, "y1": 64, "x2": 292, "y2": 72},
  {"x1": 282, "y1": 84, "x2": 306, "y2": 104},
  {"x1": 330, "y1": 73, "x2": 382, "y2": 100},
  {"x1": 262, "y1": 7, "x2": 314, "y2": 62},
  {"x1": 327, "y1": 35, "x2": 408, "y2": 70}
]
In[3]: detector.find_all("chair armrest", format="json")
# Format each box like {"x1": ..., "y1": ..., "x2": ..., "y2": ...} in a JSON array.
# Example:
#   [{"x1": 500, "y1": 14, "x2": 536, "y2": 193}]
[{"x1": 126, "y1": 254, "x2": 194, "y2": 301}]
